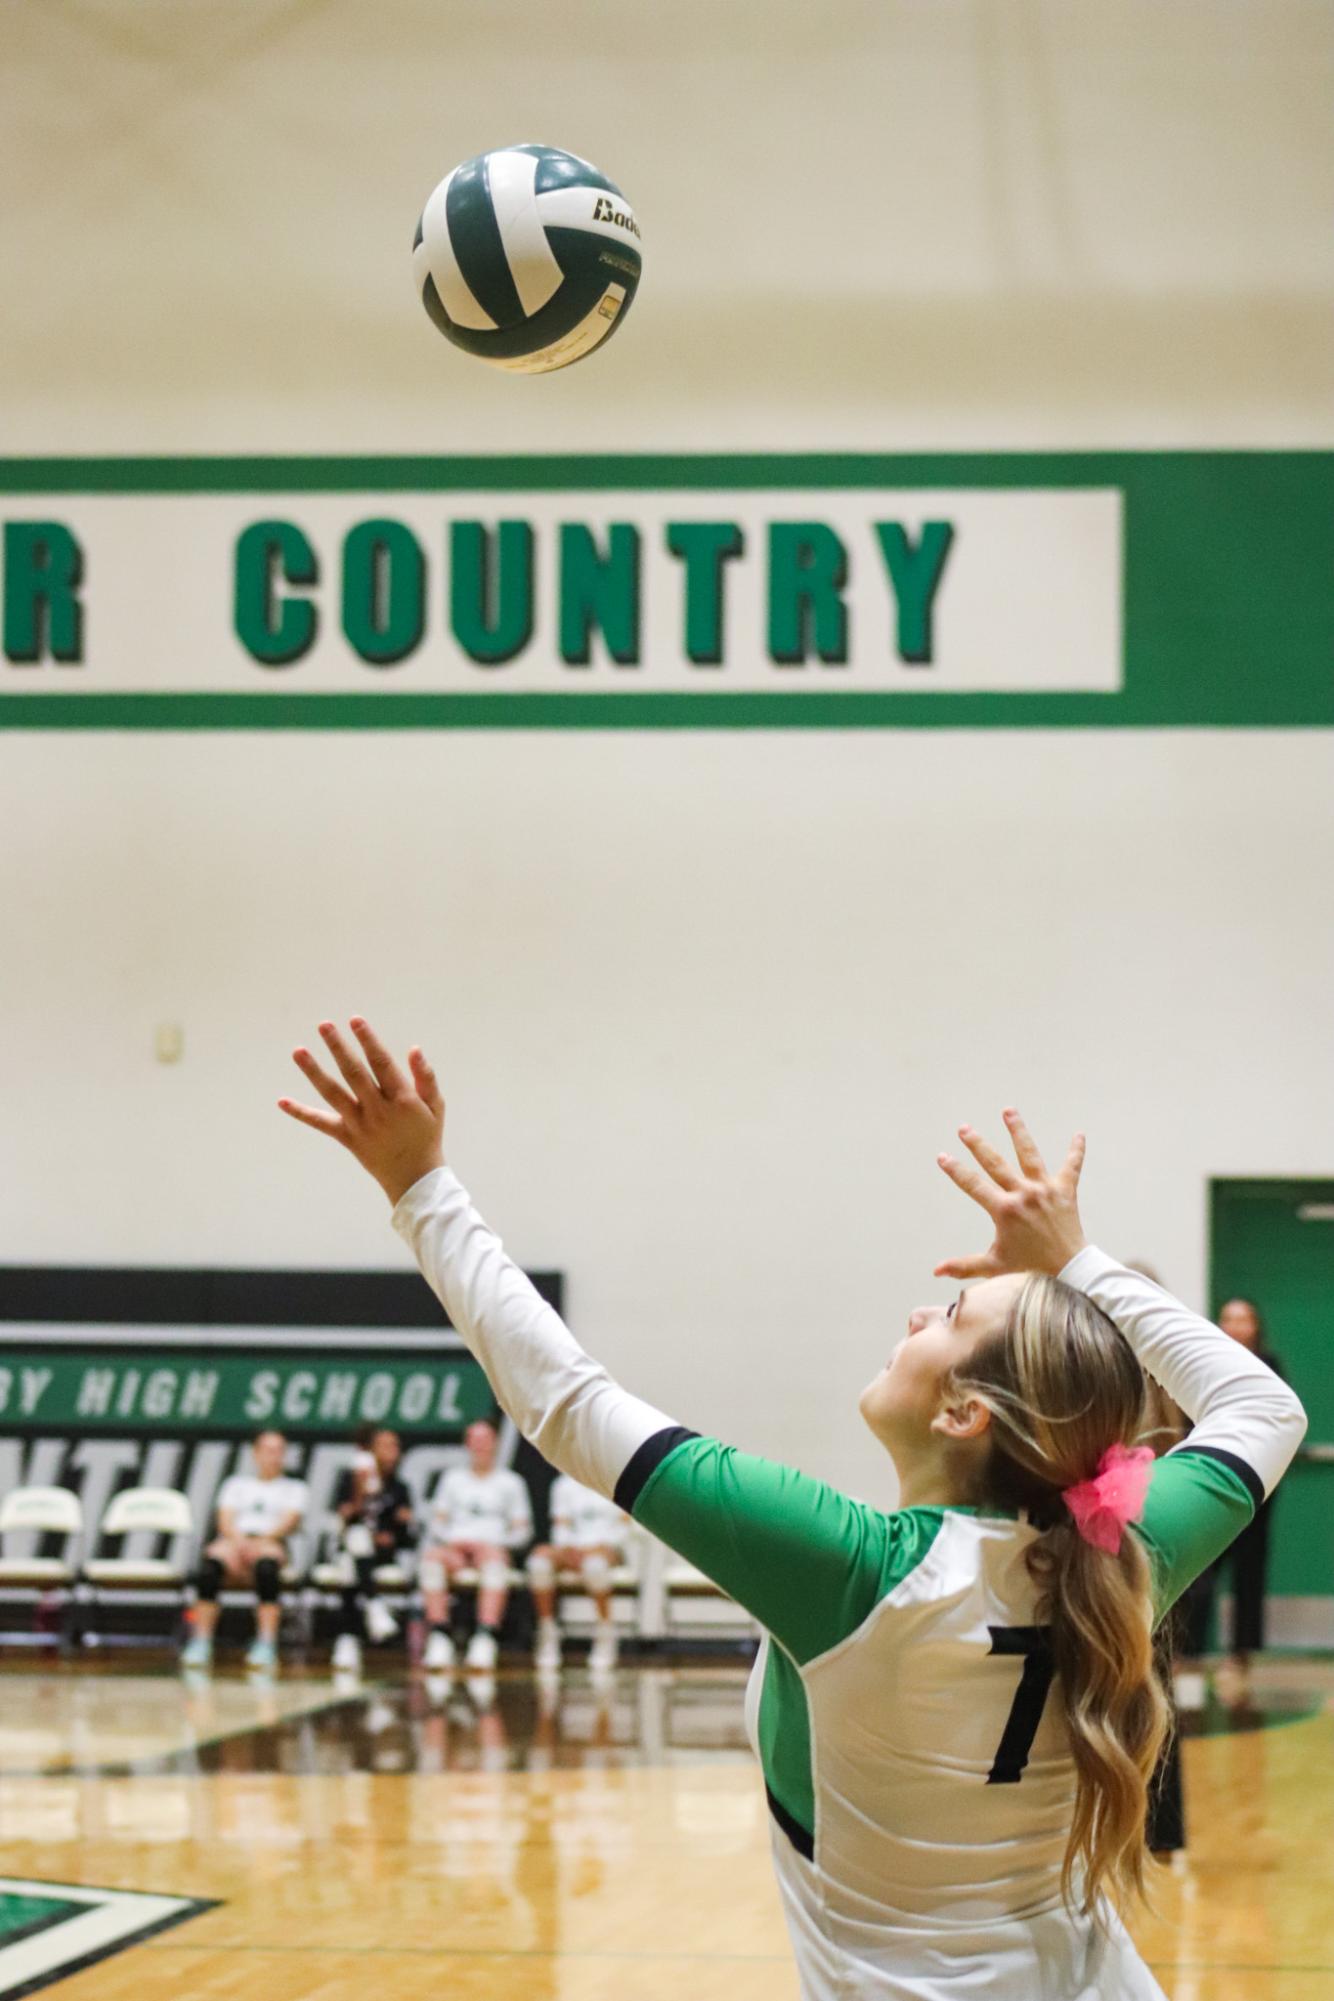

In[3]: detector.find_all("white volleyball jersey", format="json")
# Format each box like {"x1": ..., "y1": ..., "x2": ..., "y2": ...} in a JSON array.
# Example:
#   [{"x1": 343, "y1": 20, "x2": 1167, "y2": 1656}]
[
  {"x1": 216, "y1": 1473, "x2": 307, "y2": 1540},
  {"x1": 393, "y1": 1169, "x2": 1308, "y2": 2001},
  {"x1": 549, "y1": 1473, "x2": 629, "y2": 1551},
  {"x1": 431, "y1": 1465, "x2": 532, "y2": 1549}
]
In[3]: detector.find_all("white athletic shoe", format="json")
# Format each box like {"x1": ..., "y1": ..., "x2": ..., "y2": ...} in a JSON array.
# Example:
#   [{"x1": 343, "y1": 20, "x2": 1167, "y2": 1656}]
[
  {"x1": 332, "y1": 1633, "x2": 362, "y2": 1673},
  {"x1": 589, "y1": 1625, "x2": 619, "y2": 1673},
  {"x1": 245, "y1": 1637, "x2": 277, "y2": 1674},
  {"x1": 534, "y1": 1621, "x2": 562, "y2": 1673},
  {"x1": 180, "y1": 1633, "x2": 213, "y2": 1671},
  {"x1": 363, "y1": 1599, "x2": 399, "y2": 1644},
  {"x1": 465, "y1": 1629, "x2": 499, "y2": 1672},
  {"x1": 423, "y1": 1629, "x2": 456, "y2": 1672}
]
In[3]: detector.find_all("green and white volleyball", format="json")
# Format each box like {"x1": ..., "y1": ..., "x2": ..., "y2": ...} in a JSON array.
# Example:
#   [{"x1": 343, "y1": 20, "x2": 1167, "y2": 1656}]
[{"x1": 413, "y1": 145, "x2": 642, "y2": 374}]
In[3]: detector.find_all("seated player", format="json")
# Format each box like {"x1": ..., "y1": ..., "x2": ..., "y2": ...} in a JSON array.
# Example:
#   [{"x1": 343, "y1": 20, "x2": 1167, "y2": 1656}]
[
  {"x1": 419, "y1": 1418, "x2": 532, "y2": 1672},
  {"x1": 527, "y1": 1473, "x2": 630, "y2": 1672},
  {"x1": 182, "y1": 1428, "x2": 307, "y2": 1672},
  {"x1": 330, "y1": 1425, "x2": 417, "y2": 1672}
]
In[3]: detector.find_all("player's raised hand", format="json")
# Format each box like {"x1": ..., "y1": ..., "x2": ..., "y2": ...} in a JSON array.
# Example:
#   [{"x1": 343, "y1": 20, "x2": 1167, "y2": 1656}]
[
  {"x1": 933, "y1": 1108, "x2": 1086, "y2": 1280},
  {"x1": 278, "y1": 1017, "x2": 445, "y2": 1205}
]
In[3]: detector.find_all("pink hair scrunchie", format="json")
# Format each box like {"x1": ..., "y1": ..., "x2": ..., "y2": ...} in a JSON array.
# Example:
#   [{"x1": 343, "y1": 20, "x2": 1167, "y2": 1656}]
[{"x1": 1062, "y1": 1443, "x2": 1155, "y2": 1555}]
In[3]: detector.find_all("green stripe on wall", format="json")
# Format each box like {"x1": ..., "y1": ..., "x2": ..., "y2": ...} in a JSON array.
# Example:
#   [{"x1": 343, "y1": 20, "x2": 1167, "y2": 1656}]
[{"x1": 1, "y1": 452, "x2": 1329, "y2": 729}]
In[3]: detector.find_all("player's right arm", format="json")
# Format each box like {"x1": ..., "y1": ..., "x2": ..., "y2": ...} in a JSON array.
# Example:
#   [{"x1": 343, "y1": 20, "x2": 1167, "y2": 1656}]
[{"x1": 278, "y1": 1019, "x2": 894, "y2": 1662}]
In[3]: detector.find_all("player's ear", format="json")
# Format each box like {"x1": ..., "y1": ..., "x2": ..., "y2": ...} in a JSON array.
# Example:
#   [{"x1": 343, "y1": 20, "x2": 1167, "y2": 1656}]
[{"x1": 930, "y1": 1395, "x2": 991, "y2": 1445}]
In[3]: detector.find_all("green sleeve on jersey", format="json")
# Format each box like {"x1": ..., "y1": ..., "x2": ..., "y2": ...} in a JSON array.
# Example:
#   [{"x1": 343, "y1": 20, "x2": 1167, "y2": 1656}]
[
  {"x1": 631, "y1": 1433, "x2": 946, "y2": 1666},
  {"x1": 759, "y1": 1638, "x2": 815, "y2": 1835},
  {"x1": 1134, "y1": 1448, "x2": 1257, "y2": 1622}
]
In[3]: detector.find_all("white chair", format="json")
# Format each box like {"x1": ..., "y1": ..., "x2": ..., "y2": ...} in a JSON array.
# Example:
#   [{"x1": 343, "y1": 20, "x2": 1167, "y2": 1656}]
[
  {"x1": 0, "y1": 1487, "x2": 85, "y2": 1646},
  {"x1": 81, "y1": 1488, "x2": 195, "y2": 1644},
  {"x1": 662, "y1": 1556, "x2": 759, "y2": 1641},
  {"x1": 0, "y1": 1486, "x2": 84, "y2": 1586},
  {"x1": 309, "y1": 1517, "x2": 416, "y2": 1598},
  {"x1": 82, "y1": 1487, "x2": 195, "y2": 1588}
]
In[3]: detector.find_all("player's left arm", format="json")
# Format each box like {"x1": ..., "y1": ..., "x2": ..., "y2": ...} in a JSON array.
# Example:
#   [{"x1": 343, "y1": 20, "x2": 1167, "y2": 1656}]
[{"x1": 278, "y1": 1019, "x2": 893, "y2": 1661}]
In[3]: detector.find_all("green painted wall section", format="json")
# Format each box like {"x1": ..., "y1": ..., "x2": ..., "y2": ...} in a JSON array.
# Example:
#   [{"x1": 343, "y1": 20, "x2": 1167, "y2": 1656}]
[{"x1": 1, "y1": 451, "x2": 1329, "y2": 728}]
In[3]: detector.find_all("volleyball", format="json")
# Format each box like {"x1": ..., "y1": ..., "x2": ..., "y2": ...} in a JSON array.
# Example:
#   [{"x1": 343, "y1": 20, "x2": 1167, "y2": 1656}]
[{"x1": 412, "y1": 144, "x2": 642, "y2": 374}]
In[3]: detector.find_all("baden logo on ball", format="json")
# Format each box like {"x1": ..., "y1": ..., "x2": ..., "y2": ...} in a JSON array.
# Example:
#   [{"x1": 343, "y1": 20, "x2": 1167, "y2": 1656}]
[{"x1": 413, "y1": 144, "x2": 642, "y2": 375}]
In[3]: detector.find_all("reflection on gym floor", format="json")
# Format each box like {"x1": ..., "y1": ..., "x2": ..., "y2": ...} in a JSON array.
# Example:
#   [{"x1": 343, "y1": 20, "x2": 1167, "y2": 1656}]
[
  {"x1": 0, "y1": 1662, "x2": 758, "y2": 1778},
  {"x1": 0, "y1": 1661, "x2": 1329, "y2": 1999}
]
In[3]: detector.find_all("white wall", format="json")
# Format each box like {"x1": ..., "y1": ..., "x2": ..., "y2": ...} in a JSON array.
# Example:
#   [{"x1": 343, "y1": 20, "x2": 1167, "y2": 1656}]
[
  {"x1": 2, "y1": 2, "x2": 1331, "y2": 1503},
  {"x1": 3, "y1": 0, "x2": 1331, "y2": 450}
]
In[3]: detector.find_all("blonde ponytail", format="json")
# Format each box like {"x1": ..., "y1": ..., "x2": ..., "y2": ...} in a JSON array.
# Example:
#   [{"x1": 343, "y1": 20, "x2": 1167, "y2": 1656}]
[{"x1": 948, "y1": 1274, "x2": 1171, "y2": 1918}]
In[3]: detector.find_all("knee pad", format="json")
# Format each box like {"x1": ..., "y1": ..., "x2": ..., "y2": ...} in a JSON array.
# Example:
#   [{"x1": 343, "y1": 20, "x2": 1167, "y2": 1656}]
[
  {"x1": 196, "y1": 1555, "x2": 224, "y2": 1602},
  {"x1": 479, "y1": 1559, "x2": 510, "y2": 1595},
  {"x1": 253, "y1": 1557, "x2": 281, "y2": 1604},
  {"x1": 420, "y1": 1558, "x2": 446, "y2": 1595},
  {"x1": 526, "y1": 1550, "x2": 555, "y2": 1591},
  {"x1": 582, "y1": 1552, "x2": 611, "y2": 1593}
]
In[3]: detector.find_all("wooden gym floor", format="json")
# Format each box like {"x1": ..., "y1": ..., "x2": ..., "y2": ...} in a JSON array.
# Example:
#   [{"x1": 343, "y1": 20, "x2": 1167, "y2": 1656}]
[{"x1": 0, "y1": 1655, "x2": 1328, "y2": 1999}]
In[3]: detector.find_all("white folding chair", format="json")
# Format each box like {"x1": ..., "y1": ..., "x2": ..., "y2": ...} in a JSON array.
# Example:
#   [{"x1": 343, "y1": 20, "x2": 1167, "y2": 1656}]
[
  {"x1": 0, "y1": 1487, "x2": 85, "y2": 1645},
  {"x1": 81, "y1": 1488, "x2": 195, "y2": 1642},
  {"x1": 662, "y1": 1555, "x2": 759, "y2": 1642}
]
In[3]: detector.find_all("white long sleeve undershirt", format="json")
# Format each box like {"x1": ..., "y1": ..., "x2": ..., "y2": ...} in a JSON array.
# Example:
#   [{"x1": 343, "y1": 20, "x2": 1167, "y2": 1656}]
[
  {"x1": 392, "y1": 1169, "x2": 1306, "y2": 1511},
  {"x1": 1058, "y1": 1244, "x2": 1307, "y2": 1498},
  {"x1": 392, "y1": 1166, "x2": 673, "y2": 1501}
]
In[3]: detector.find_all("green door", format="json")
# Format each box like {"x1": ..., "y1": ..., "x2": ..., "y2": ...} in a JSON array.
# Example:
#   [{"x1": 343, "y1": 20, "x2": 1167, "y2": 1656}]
[{"x1": 1210, "y1": 1180, "x2": 1334, "y2": 1625}]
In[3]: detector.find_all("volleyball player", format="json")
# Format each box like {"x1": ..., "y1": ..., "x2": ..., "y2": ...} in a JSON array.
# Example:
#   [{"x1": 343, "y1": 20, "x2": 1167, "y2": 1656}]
[
  {"x1": 330, "y1": 1425, "x2": 416, "y2": 1671},
  {"x1": 182, "y1": 1428, "x2": 306, "y2": 1672},
  {"x1": 279, "y1": 1020, "x2": 1306, "y2": 2000},
  {"x1": 527, "y1": 1473, "x2": 631, "y2": 1671},
  {"x1": 419, "y1": 1418, "x2": 532, "y2": 1671}
]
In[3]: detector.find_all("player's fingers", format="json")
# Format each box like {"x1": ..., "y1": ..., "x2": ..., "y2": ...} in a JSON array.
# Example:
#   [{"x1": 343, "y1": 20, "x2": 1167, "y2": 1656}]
[
  {"x1": 318, "y1": 1020, "x2": 376, "y2": 1101},
  {"x1": 277, "y1": 1097, "x2": 344, "y2": 1138},
  {"x1": 937, "y1": 1152, "x2": 1004, "y2": 1215},
  {"x1": 1061, "y1": 1131, "x2": 1087, "y2": 1186},
  {"x1": 409, "y1": 1046, "x2": 445, "y2": 1117},
  {"x1": 292, "y1": 1047, "x2": 357, "y2": 1114},
  {"x1": 350, "y1": 1016, "x2": 407, "y2": 1097},
  {"x1": 1002, "y1": 1107, "x2": 1047, "y2": 1180},
  {"x1": 933, "y1": 1253, "x2": 1001, "y2": 1280},
  {"x1": 958, "y1": 1124, "x2": 1021, "y2": 1190}
]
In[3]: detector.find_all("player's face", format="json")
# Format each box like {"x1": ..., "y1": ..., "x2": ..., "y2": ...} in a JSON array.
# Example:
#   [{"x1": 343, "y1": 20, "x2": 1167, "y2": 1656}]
[
  {"x1": 372, "y1": 1429, "x2": 401, "y2": 1474},
  {"x1": 253, "y1": 1431, "x2": 286, "y2": 1478},
  {"x1": 466, "y1": 1422, "x2": 497, "y2": 1472},
  {"x1": 1219, "y1": 1299, "x2": 1262, "y2": 1350},
  {"x1": 859, "y1": 1274, "x2": 1024, "y2": 1456}
]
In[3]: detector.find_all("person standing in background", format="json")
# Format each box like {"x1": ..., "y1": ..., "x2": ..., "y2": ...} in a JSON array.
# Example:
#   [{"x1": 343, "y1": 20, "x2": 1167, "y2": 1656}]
[{"x1": 1180, "y1": 1299, "x2": 1283, "y2": 1692}]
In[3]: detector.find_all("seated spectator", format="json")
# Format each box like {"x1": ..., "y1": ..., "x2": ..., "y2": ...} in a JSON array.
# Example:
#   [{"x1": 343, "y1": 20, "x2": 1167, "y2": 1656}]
[
  {"x1": 527, "y1": 1472, "x2": 630, "y2": 1672},
  {"x1": 331, "y1": 1426, "x2": 416, "y2": 1672},
  {"x1": 182, "y1": 1428, "x2": 306, "y2": 1672},
  {"x1": 420, "y1": 1419, "x2": 532, "y2": 1673}
]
